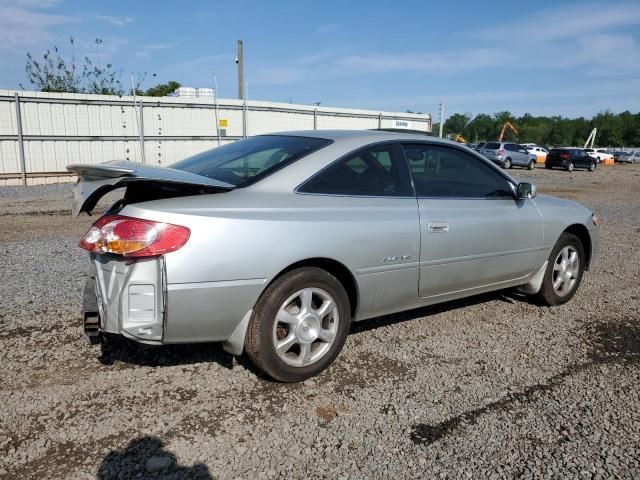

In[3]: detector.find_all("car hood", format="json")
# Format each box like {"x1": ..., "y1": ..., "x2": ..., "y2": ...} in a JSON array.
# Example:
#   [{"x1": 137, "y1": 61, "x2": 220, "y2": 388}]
[{"x1": 67, "y1": 160, "x2": 234, "y2": 216}]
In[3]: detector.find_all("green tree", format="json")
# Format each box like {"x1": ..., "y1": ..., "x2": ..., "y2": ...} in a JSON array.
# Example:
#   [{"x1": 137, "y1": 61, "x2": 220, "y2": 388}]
[
  {"x1": 23, "y1": 37, "x2": 124, "y2": 95},
  {"x1": 143, "y1": 81, "x2": 181, "y2": 97}
]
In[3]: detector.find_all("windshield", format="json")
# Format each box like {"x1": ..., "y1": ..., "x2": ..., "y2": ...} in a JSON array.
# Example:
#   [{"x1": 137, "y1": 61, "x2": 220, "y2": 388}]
[{"x1": 171, "y1": 135, "x2": 332, "y2": 187}]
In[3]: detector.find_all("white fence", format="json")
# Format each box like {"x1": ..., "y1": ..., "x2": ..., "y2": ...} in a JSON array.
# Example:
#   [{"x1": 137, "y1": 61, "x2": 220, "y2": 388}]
[{"x1": 0, "y1": 89, "x2": 431, "y2": 185}]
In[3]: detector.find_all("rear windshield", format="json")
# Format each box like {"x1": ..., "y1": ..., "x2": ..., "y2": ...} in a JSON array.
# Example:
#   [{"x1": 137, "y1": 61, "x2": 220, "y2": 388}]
[
  {"x1": 171, "y1": 135, "x2": 331, "y2": 187},
  {"x1": 484, "y1": 142, "x2": 501, "y2": 149}
]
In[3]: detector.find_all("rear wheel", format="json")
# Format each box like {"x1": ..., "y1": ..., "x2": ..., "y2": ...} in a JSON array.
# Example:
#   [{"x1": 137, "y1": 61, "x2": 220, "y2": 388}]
[
  {"x1": 566, "y1": 162, "x2": 574, "y2": 172},
  {"x1": 536, "y1": 232, "x2": 585, "y2": 306},
  {"x1": 245, "y1": 267, "x2": 351, "y2": 382},
  {"x1": 545, "y1": 164, "x2": 552, "y2": 170},
  {"x1": 503, "y1": 158, "x2": 512, "y2": 169},
  {"x1": 588, "y1": 162, "x2": 596, "y2": 172},
  {"x1": 528, "y1": 160, "x2": 535, "y2": 170}
]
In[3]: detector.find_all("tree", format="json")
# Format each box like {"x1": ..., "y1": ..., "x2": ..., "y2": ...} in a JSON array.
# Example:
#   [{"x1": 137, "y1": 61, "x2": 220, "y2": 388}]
[
  {"x1": 23, "y1": 37, "x2": 124, "y2": 95},
  {"x1": 142, "y1": 81, "x2": 181, "y2": 97},
  {"x1": 444, "y1": 113, "x2": 471, "y2": 138}
]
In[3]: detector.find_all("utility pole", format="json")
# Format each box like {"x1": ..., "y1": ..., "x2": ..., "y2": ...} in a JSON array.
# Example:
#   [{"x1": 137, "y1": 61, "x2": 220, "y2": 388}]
[
  {"x1": 438, "y1": 99, "x2": 445, "y2": 138},
  {"x1": 236, "y1": 40, "x2": 244, "y2": 100}
]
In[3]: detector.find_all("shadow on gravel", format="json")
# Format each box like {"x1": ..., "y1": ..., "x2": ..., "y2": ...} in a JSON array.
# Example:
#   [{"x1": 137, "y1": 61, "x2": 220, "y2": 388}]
[
  {"x1": 350, "y1": 289, "x2": 523, "y2": 335},
  {"x1": 410, "y1": 319, "x2": 640, "y2": 446},
  {"x1": 98, "y1": 334, "x2": 235, "y2": 370},
  {"x1": 97, "y1": 436, "x2": 213, "y2": 479}
]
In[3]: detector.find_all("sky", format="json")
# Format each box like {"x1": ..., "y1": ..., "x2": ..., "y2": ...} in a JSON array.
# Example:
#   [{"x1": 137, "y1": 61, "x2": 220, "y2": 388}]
[{"x1": 1, "y1": 0, "x2": 639, "y2": 120}]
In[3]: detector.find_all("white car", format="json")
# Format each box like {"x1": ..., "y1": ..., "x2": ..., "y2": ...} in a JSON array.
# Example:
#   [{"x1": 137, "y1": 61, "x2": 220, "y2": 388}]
[
  {"x1": 584, "y1": 149, "x2": 613, "y2": 163},
  {"x1": 526, "y1": 146, "x2": 549, "y2": 163}
]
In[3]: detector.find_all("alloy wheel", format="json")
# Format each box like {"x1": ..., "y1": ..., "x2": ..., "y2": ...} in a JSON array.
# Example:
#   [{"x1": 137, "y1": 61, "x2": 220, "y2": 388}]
[
  {"x1": 552, "y1": 246, "x2": 580, "y2": 297},
  {"x1": 272, "y1": 287, "x2": 339, "y2": 367}
]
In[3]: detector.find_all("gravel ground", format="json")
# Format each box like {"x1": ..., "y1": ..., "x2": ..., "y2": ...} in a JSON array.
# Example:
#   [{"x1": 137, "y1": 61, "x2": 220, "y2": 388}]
[{"x1": 0, "y1": 164, "x2": 639, "y2": 479}]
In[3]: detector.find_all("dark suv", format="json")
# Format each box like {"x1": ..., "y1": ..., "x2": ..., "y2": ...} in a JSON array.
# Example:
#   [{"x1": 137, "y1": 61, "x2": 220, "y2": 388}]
[{"x1": 545, "y1": 148, "x2": 597, "y2": 172}]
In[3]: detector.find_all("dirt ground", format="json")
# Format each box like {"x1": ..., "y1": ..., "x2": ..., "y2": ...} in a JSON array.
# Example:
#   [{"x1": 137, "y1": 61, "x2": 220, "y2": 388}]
[{"x1": 0, "y1": 164, "x2": 639, "y2": 479}]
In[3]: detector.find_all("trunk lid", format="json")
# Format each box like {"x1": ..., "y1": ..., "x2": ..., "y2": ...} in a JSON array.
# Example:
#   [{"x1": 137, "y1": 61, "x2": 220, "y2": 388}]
[{"x1": 67, "y1": 160, "x2": 234, "y2": 216}]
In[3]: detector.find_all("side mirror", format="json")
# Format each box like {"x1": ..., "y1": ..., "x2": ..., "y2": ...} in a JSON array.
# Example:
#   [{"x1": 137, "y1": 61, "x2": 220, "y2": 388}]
[{"x1": 516, "y1": 182, "x2": 536, "y2": 199}]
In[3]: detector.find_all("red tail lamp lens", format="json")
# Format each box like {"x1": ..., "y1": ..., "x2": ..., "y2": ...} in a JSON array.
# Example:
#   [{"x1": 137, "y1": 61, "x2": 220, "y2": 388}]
[{"x1": 80, "y1": 215, "x2": 190, "y2": 257}]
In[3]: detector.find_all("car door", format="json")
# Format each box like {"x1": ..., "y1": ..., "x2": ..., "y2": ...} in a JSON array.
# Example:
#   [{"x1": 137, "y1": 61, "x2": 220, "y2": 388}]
[
  {"x1": 403, "y1": 143, "x2": 543, "y2": 299},
  {"x1": 298, "y1": 142, "x2": 421, "y2": 320}
]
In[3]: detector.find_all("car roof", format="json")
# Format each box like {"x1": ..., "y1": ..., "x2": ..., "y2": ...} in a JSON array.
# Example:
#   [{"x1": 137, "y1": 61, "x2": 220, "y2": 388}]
[{"x1": 269, "y1": 129, "x2": 453, "y2": 144}]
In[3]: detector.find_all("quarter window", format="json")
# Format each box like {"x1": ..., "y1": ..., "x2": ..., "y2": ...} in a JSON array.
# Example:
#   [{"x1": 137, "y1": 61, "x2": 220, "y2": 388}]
[
  {"x1": 299, "y1": 144, "x2": 413, "y2": 196},
  {"x1": 403, "y1": 144, "x2": 513, "y2": 198}
]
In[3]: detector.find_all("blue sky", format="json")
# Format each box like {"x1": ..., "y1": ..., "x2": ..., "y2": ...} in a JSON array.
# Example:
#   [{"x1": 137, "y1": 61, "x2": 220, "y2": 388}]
[{"x1": 1, "y1": 0, "x2": 639, "y2": 119}]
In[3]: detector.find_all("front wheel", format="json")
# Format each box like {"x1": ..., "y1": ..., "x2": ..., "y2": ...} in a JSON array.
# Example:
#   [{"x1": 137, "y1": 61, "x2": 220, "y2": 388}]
[
  {"x1": 588, "y1": 162, "x2": 596, "y2": 172},
  {"x1": 528, "y1": 160, "x2": 535, "y2": 170},
  {"x1": 535, "y1": 232, "x2": 585, "y2": 306},
  {"x1": 503, "y1": 158, "x2": 512, "y2": 169},
  {"x1": 244, "y1": 267, "x2": 351, "y2": 382}
]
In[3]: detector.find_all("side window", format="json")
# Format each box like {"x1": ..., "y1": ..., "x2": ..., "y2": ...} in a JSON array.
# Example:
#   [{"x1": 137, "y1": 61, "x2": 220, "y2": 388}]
[
  {"x1": 299, "y1": 144, "x2": 413, "y2": 196},
  {"x1": 403, "y1": 144, "x2": 513, "y2": 198}
]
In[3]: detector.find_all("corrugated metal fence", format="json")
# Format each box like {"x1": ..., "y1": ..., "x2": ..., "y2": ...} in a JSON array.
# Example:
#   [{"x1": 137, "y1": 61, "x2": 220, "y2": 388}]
[{"x1": 0, "y1": 89, "x2": 431, "y2": 185}]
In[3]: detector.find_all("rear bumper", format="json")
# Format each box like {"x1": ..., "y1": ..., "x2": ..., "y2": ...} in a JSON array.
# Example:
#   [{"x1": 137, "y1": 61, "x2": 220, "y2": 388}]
[{"x1": 83, "y1": 255, "x2": 265, "y2": 351}]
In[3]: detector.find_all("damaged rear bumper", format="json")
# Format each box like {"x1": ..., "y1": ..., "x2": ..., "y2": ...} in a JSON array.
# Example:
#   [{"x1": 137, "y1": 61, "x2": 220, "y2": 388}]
[{"x1": 81, "y1": 255, "x2": 265, "y2": 354}]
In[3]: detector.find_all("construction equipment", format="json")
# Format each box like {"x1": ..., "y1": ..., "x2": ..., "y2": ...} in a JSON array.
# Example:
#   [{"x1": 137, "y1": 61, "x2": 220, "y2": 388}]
[
  {"x1": 498, "y1": 122, "x2": 518, "y2": 141},
  {"x1": 452, "y1": 134, "x2": 468, "y2": 143},
  {"x1": 584, "y1": 128, "x2": 597, "y2": 149}
]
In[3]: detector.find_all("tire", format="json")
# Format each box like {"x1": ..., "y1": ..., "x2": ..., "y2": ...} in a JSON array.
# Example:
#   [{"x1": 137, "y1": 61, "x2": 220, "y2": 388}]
[
  {"x1": 503, "y1": 158, "x2": 512, "y2": 169},
  {"x1": 528, "y1": 160, "x2": 535, "y2": 170},
  {"x1": 535, "y1": 232, "x2": 585, "y2": 306},
  {"x1": 566, "y1": 162, "x2": 574, "y2": 172},
  {"x1": 244, "y1": 267, "x2": 351, "y2": 382},
  {"x1": 588, "y1": 162, "x2": 596, "y2": 172},
  {"x1": 545, "y1": 164, "x2": 552, "y2": 170}
]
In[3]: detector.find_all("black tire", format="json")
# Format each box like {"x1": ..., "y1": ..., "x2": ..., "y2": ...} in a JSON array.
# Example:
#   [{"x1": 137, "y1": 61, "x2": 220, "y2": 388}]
[
  {"x1": 588, "y1": 162, "x2": 596, "y2": 172},
  {"x1": 566, "y1": 162, "x2": 574, "y2": 172},
  {"x1": 528, "y1": 160, "x2": 535, "y2": 170},
  {"x1": 503, "y1": 158, "x2": 512, "y2": 169},
  {"x1": 545, "y1": 164, "x2": 552, "y2": 170},
  {"x1": 536, "y1": 232, "x2": 585, "y2": 306},
  {"x1": 244, "y1": 267, "x2": 351, "y2": 382}
]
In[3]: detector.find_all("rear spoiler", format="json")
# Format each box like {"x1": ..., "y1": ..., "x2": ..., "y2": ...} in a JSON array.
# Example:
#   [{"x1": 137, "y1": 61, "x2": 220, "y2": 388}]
[{"x1": 67, "y1": 161, "x2": 234, "y2": 216}]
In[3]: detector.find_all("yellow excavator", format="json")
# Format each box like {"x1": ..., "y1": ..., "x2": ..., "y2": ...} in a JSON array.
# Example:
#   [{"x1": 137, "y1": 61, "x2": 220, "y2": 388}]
[
  {"x1": 452, "y1": 134, "x2": 468, "y2": 143},
  {"x1": 498, "y1": 122, "x2": 518, "y2": 141}
]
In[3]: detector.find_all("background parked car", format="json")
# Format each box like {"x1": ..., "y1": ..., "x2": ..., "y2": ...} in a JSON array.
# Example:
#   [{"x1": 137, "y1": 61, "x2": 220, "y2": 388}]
[
  {"x1": 475, "y1": 141, "x2": 487, "y2": 151},
  {"x1": 546, "y1": 148, "x2": 597, "y2": 172},
  {"x1": 584, "y1": 148, "x2": 613, "y2": 163},
  {"x1": 480, "y1": 142, "x2": 537, "y2": 169},
  {"x1": 627, "y1": 151, "x2": 640, "y2": 163},
  {"x1": 526, "y1": 146, "x2": 549, "y2": 163}
]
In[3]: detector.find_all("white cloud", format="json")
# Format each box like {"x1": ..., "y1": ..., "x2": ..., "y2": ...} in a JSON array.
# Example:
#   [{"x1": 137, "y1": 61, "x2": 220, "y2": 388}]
[
  {"x1": 0, "y1": 5, "x2": 77, "y2": 52},
  {"x1": 316, "y1": 23, "x2": 341, "y2": 34},
  {"x1": 92, "y1": 14, "x2": 134, "y2": 27},
  {"x1": 254, "y1": 67, "x2": 308, "y2": 85},
  {"x1": 476, "y1": 2, "x2": 640, "y2": 43},
  {"x1": 136, "y1": 43, "x2": 176, "y2": 58},
  {"x1": 336, "y1": 48, "x2": 507, "y2": 73},
  {"x1": 0, "y1": 0, "x2": 61, "y2": 6}
]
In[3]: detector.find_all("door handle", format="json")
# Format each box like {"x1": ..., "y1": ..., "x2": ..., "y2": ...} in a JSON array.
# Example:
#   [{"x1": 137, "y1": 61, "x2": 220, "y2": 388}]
[{"x1": 427, "y1": 222, "x2": 449, "y2": 233}]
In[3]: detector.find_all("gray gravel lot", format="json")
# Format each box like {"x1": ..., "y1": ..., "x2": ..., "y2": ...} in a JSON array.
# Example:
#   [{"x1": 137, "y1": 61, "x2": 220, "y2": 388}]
[{"x1": 0, "y1": 165, "x2": 639, "y2": 479}]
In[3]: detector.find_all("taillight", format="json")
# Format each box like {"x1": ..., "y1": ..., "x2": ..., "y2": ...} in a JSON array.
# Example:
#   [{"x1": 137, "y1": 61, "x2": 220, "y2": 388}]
[
  {"x1": 559, "y1": 153, "x2": 570, "y2": 159},
  {"x1": 79, "y1": 214, "x2": 190, "y2": 257},
  {"x1": 498, "y1": 149, "x2": 504, "y2": 155}
]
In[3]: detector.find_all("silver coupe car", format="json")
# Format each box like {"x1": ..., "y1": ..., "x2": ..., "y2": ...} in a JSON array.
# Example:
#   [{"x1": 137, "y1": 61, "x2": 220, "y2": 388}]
[{"x1": 69, "y1": 130, "x2": 600, "y2": 382}]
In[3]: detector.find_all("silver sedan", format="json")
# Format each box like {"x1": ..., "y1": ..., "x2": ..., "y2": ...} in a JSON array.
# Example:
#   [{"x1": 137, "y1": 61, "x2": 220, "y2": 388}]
[{"x1": 69, "y1": 130, "x2": 600, "y2": 382}]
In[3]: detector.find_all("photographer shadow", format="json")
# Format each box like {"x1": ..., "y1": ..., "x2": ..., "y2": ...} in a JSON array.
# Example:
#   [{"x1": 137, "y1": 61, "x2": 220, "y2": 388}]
[{"x1": 97, "y1": 436, "x2": 213, "y2": 479}]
